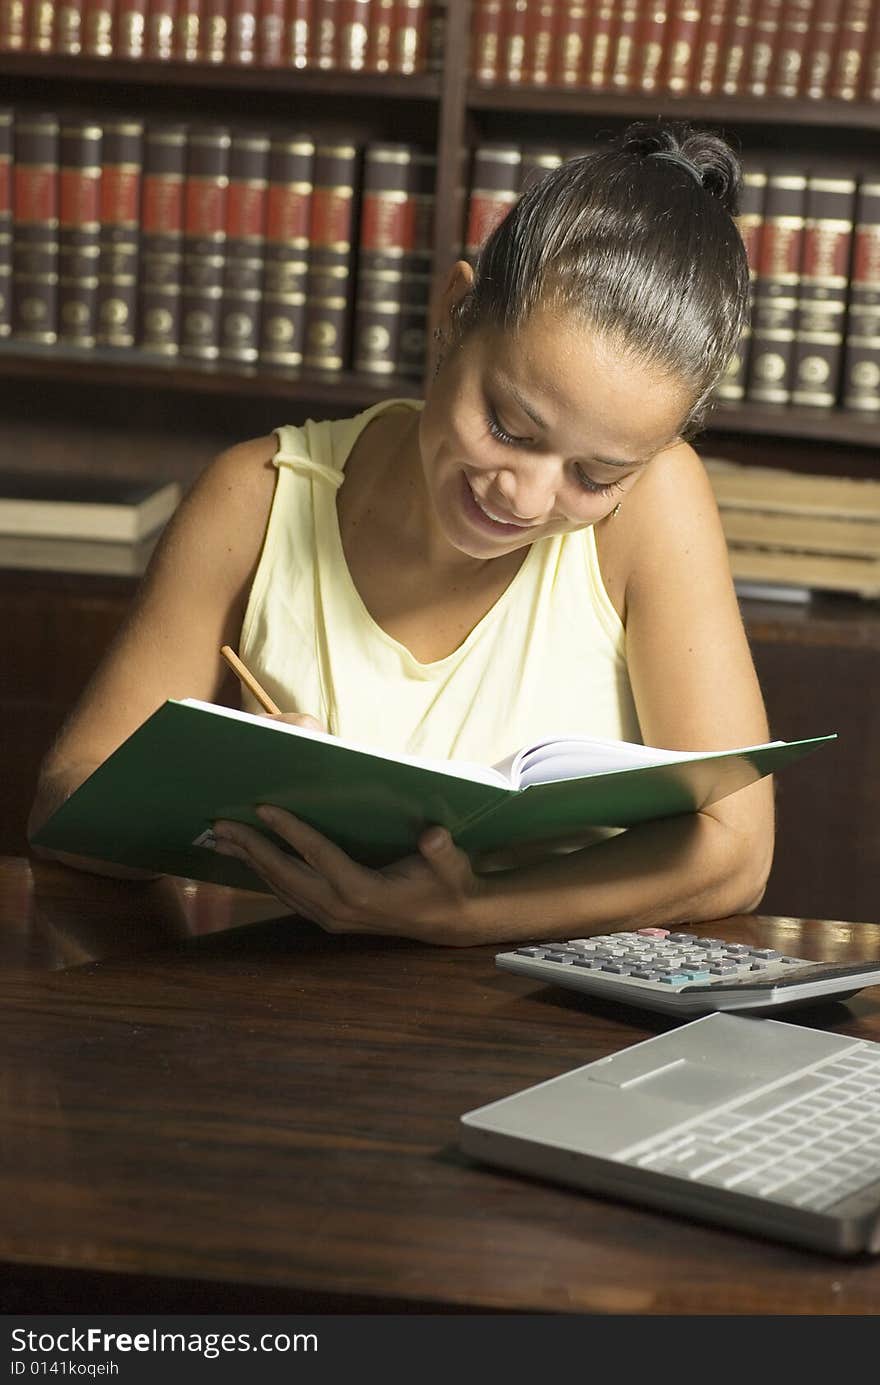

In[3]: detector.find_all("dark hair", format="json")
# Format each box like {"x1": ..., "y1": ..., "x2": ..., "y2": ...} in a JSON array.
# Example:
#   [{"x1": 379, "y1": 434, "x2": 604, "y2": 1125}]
[{"x1": 460, "y1": 122, "x2": 749, "y2": 439}]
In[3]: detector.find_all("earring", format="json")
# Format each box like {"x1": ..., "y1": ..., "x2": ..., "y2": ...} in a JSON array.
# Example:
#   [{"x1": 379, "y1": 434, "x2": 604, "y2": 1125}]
[
  {"x1": 433, "y1": 326, "x2": 444, "y2": 342},
  {"x1": 610, "y1": 503, "x2": 621, "y2": 518}
]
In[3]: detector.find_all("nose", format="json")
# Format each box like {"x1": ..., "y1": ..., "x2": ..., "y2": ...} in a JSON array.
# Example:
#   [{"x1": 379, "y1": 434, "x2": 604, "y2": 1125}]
[{"x1": 492, "y1": 458, "x2": 559, "y2": 522}]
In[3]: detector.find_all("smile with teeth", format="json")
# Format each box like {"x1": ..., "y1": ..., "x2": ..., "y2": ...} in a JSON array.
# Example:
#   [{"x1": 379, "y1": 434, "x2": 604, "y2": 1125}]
[{"x1": 469, "y1": 481, "x2": 534, "y2": 528}]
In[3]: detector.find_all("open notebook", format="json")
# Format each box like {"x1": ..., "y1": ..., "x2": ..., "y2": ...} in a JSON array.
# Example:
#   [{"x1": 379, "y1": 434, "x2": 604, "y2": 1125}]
[{"x1": 33, "y1": 698, "x2": 834, "y2": 890}]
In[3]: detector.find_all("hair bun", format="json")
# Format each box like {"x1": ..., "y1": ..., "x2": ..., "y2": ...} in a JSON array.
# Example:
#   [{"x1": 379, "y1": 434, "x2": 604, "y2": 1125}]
[{"x1": 618, "y1": 121, "x2": 742, "y2": 216}]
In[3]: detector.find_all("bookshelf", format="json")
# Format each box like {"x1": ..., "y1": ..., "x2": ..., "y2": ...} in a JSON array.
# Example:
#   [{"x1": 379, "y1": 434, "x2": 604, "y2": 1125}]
[{"x1": 1, "y1": 1, "x2": 878, "y2": 922}]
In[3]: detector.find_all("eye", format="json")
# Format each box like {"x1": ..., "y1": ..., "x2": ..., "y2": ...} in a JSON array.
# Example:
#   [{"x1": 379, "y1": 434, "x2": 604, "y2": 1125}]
[
  {"x1": 574, "y1": 464, "x2": 623, "y2": 498},
  {"x1": 485, "y1": 408, "x2": 530, "y2": 448}
]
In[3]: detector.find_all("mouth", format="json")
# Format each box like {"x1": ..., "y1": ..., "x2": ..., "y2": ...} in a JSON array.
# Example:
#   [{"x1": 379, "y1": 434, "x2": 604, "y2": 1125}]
[{"x1": 462, "y1": 474, "x2": 538, "y2": 535}]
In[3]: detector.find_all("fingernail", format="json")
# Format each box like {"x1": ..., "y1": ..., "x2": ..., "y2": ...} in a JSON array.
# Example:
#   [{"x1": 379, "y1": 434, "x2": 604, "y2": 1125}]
[{"x1": 423, "y1": 828, "x2": 447, "y2": 852}]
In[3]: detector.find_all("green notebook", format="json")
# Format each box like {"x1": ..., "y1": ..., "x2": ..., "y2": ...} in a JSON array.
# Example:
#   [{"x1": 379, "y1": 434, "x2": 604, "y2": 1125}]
[{"x1": 33, "y1": 699, "x2": 836, "y2": 893}]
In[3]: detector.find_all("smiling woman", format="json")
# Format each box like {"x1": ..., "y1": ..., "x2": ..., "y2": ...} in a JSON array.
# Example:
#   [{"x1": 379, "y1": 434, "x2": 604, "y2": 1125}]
[{"x1": 28, "y1": 121, "x2": 775, "y2": 948}]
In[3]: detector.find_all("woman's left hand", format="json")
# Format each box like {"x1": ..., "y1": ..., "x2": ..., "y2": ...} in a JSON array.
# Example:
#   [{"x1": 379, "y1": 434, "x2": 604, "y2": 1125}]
[{"x1": 211, "y1": 806, "x2": 487, "y2": 945}]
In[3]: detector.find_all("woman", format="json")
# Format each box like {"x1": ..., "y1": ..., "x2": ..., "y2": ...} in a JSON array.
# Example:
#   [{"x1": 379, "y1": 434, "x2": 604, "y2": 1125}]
[{"x1": 28, "y1": 122, "x2": 774, "y2": 944}]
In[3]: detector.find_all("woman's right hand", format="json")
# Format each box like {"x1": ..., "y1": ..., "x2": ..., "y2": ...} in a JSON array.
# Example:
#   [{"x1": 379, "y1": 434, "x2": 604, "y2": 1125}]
[{"x1": 261, "y1": 712, "x2": 326, "y2": 734}]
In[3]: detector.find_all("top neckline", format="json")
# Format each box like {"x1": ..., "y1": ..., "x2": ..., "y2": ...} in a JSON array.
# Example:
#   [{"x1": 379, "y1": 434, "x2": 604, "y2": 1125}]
[{"x1": 325, "y1": 399, "x2": 546, "y2": 674}]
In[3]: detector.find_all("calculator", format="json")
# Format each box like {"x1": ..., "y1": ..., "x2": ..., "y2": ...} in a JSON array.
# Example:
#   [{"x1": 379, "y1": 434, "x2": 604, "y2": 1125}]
[{"x1": 495, "y1": 929, "x2": 880, "y2": 1016}]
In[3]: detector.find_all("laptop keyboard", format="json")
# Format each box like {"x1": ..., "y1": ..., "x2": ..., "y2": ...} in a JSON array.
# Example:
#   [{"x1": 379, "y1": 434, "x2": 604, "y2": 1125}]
[{"x1": 625, "y1": 1045, "x2": 880, "y2": 1210}]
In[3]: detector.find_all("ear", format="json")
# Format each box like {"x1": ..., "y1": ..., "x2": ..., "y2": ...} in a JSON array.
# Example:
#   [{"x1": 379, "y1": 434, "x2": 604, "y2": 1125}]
[{"x1": 440, "y1": 259, "x2": 474, "y2": 327}]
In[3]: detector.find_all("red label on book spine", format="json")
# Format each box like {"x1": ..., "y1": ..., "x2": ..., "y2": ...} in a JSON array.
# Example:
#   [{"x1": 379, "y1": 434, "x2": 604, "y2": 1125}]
[
  {"x1": 310, "y1": 185, "x2": 353, "y2": 246},
  {"x1": 59, "y1": 168, "x2": 101, "y2": 227},
  {"x1": 185, "y1": 181, "x2": 227, "y2": 237},
  {"x1": 265, "y1": 185, "x2": 311, "y2": 243},
  {"x1": 14, "y1": 167, "x2": 57, "y2": 223},
  {"x1": 142, "y1": 174, "x2": 184, "y2": 234},
  {"x1": 360, "y1": 194, "x2": 417, "y2": 252},
  {"x1": 100, "y1": 168, "x2": 140, "y2": 227},
  {"x1": 226, "y1": 181, "x2": 266, "y2": 239}
]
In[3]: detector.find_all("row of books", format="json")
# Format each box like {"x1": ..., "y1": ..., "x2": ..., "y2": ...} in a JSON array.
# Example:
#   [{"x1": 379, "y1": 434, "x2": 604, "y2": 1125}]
[
  {"x1": 703, "y1": 454, "x2": 880, "y2": 600},
  {"x1": 0, "y1": 0, "x2": 442, "y2": 71},
  {"x1": 470, "y1": 0, "x2": 880, "y2": 103},
  {"x1": 464, "y1": 143, "x2": 880, "y2": 414},
  {"x1": 0, "y1": 108, "x2": 436, "y2": 380}
]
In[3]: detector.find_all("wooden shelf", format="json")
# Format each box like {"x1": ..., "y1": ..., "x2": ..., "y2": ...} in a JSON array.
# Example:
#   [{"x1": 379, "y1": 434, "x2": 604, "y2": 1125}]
[
  {"x1": 0, "y1": 344, "x2": 418, "y2": 409},
  {"x1": 0, "y1": 54, "x2": 442, "y2": 100},
  {"x1": 467, "y1": 84, "x2": 880, "y2": 131},
  {"x1": 705, "y1": 402, "x2": 880, "y2": 450}
]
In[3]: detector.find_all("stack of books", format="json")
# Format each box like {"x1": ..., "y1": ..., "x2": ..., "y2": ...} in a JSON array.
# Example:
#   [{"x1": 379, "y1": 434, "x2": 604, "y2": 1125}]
[
  {"x1": 703, "y1": 455, "x2": 880, "y2": 601},
  {"x1": 0, "y1": 472, "x2": 182, "y2": 576}
]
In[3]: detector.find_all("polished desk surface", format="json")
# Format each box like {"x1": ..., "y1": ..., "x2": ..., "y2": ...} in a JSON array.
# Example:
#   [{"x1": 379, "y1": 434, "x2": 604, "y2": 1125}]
[{"x1": 3, "y1": 855, "x2": 880, "y2": 1315}]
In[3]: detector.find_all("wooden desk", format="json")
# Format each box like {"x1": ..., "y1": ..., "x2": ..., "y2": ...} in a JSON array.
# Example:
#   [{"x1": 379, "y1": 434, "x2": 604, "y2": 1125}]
[{"x1": 3, "y1": 855, "x2": 880, "y2": 1316}]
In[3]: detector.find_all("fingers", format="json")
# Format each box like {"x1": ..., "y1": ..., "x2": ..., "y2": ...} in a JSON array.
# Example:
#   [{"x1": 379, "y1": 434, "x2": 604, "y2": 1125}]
[{"x1": 418, "y1": 827, "x2": 475, "y2": 899}]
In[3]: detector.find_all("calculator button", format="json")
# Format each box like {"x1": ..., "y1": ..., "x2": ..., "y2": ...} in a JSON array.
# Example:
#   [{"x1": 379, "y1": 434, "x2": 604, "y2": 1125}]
[
  {"x1": 601, "y1": 963, "x2": 634, "y2": 974},
  {"x1": 515, "y1": 947, "x2": 544, "y2": 957},
  {"x1": 749, "y1": 949, "x2": 782, "y2": 960},
  {"x1": 710, "y1": 964, "x2": 739, "y2": 975}
]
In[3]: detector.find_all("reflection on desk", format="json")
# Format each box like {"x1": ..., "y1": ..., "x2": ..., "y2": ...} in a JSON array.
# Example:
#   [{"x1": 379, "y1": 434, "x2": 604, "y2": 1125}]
[{"x1": 2, "y1": 855, "x2": 880, "y2": 1315}]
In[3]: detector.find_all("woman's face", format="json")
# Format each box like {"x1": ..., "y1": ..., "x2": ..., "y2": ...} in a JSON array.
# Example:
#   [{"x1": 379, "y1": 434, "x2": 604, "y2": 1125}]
[{"x1": 418, "y1": 295, "x2": 692, "y2": 561}]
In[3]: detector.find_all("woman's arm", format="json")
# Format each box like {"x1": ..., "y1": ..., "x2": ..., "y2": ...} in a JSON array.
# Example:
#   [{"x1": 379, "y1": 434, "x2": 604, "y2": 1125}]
[
  {"x1": 460, "y1": 439, "x2": 774, "y2": 941},
  {"x1": 27, "y1": 434, "x2": 279, "y2": 870}
]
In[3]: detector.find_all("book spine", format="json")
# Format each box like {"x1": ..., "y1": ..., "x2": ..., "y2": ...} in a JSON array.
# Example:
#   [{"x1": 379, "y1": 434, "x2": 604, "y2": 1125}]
[
  {"x1": 365, "y1": 0, "x2": 392, "y2": 68},
  {"x1": 27, "y1": 0, "x2": 54, "y2": 49},
  {"x1": 714, "y1": 167, "x2": 767, "y2": 402},
  {"x1": 471, "y1": 0, "x2": 502, "y2": 81},
  {"x1": 256, "y1": 0, "x2": 284, "y2": 64},
  {"x1": 57, "y1": 118, "x2": 102, "y2": 349},
  {"x1": 637, "y1": 0, "x2": 671, "y2": 92},
  {"x1": 866, "y1": 3, "x2": 880, "y2": 100},
  {"x1": 392, "y1": 0, "x2": 427, "y2": 71},
  {"x1": 95, "y1": 118, "x2": 143, "y2": 348},
  {"x1": 830, "y1": 0, "x2": 873, "y2": 100},
  {"x1": 799, "y1": 0, "x2": 843, "y2": 97},
  {"x1": 610, "y1": 0, "x2": 641, "y2": 91},
  {"x1": 174, "y1": 0, "x2": 200, "y2": 56},
  {"x1": 0, "y1": 109, "x2": 11, "y2": 339},
  {"x1": 119, "y1": 0, "x2": 149, "y2": 52},
  {"x1": 228, "y1": 0, "x2": 258, "y2": 60},
  {"x1": 463, "y1": 142, "x2": 521, "y2": 263},
  {"x1": 53, "y1": 0, "x2": 86, "y2": 52},
  {"x1": 337, "y1": 0, "x2": 369, "y2": 69},
  {"x1": 82, "y1": 0, "x2": 116, "y2": 53},
  {"x1": 180, "y1": 125, "x2": 230, "y2": 362},
  {"x1": 0, "y1": 0, "x2": 28, "y2": 49},
  {"x1": 719, "y1": 0, "x2": 757, "y2": 93},
  {"x1": 525, "y1": 0, "x2": 555, "y2": 85},
  {"x1": 769, "y1": 0, "x2": 812, "y2": 96},
  {"x1": 312, "y1": 0, "x2": 337, "y2": 67},
  {"x1": 396, "y1": 145, "x2": 434, "y2": 380},
  {"x1": 791, "y1": 172, "x2": 857, "y2": 408},
  {"x1": 693, "y1": 0, "x2": 730, "y2": 94},
  {"x1": 499, "y1": 0, "x2": 527, "y2": 84},
  {"x1": 285, "y1": 0, "x2": 310, "y2": 66},
  {"x1": 842, "y1": 178, "x2": 880, "y2": 413},
  {"x1": 745, "y1": 169, "x2": 807, "y2": 405},
  {"x1": 198, "y1": 0, "x2": 227, "y2": 59},
  {"x1": 302, "y1": 140, "x2": 359, "y2": 373},
  {"x1": 552, "y1": 0, "x2": 590, "y2": 85},
  {"x1": 12, "y1": 110, "x2": 59, "y2": 345},
  {"x1": 352, "y1": 141, "x2": 414, "y2": 376},
  {"x1": 146, "y1": 0, "x2": 177, "y2": 55},
  {"x1": 586, "y1": 0, "x2": 616, "y2": 88},
  {"x1": 258, "y1": 133, "x2": 314, "y2": 369},
  {"x1": 745, "y1": 0, "x2": 784, "y2": 96},
  {"x1": 424, "y1": 0, "x2": 444, "y2": 70},
  {"x1": 138, "y1": 120, "x2": 186, "y2": 357},
  {"x1": 663, "y1": 0, "x2": 702, "y2": 92},
  {"x1": 219, "y1": 129, "x2": 269, "y2": 365}
]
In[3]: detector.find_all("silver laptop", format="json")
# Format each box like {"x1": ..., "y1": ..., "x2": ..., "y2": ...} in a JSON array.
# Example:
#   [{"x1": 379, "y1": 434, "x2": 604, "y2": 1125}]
[{"x1": 460, "y1": 1013, "x2": 880, "y2": 1256}]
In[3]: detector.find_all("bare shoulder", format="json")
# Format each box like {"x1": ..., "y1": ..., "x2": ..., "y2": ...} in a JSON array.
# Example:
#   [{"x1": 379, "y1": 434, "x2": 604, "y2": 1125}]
[{"x1": 597, "y1": 441, "x2": 725, "y2": 618}]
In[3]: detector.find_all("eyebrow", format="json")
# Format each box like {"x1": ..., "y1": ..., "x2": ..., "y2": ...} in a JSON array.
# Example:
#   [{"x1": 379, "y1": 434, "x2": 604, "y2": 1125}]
[{"x1": 496, "y1": 377, "x2": 650, "y2": 470}]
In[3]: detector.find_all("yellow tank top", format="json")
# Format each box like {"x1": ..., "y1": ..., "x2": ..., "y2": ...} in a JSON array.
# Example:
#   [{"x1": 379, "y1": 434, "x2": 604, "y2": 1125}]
[{"x1": 239, "y1": 398, "x2": 641, "y2": 766}]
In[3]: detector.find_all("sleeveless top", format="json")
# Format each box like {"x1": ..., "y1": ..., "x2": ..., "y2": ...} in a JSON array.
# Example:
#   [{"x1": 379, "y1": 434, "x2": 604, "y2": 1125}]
[{"x1": 238, "y1": 398, "x2": 641, "y2": 768}]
